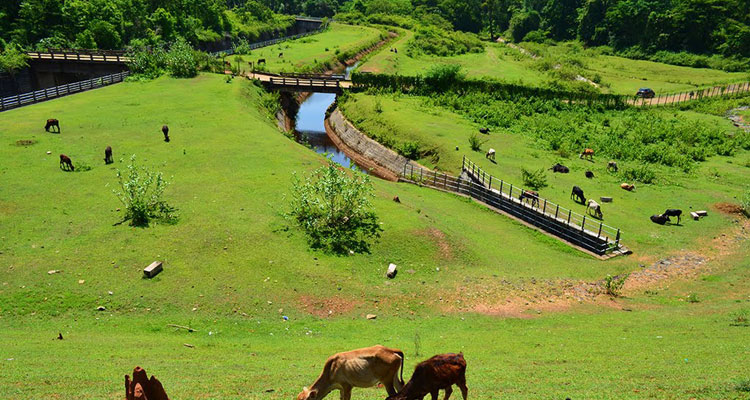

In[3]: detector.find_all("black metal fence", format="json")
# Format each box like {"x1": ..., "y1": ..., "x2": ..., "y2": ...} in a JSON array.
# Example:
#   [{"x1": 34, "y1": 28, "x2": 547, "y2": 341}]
[{"x1": 0, "y1": 71, "x2": 129, "y2": 112}]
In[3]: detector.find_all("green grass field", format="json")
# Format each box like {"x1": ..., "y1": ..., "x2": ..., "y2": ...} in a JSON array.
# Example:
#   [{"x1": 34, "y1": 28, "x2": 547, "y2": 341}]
[
  {"x1": 229, "y1": 23, "x2": 382, "y2": 74},
  {"x1": 1, "y1": 72, "x2": 749, "y2": 398}
]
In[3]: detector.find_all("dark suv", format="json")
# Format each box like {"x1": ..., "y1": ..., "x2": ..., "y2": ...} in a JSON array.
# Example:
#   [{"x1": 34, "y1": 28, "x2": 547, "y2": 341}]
[{"x1": 636, "y1": 88, "x2": 655, "y2": 98}]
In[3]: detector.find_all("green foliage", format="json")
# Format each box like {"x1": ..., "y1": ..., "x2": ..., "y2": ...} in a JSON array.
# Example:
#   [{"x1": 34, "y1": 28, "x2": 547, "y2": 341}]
[
  {"x1": 0, "y1": 43, "x2": 29, "y2": 75},
  {"x1": 741, "y1": 188, "x2": 750, "y2": 218},
  {"x1": 127, "y1": 46, "x2": 167, "y2": 79},
  {"x1": 233, "y1": 38, "x2": 254, "y2": 55},
  {"x1": 423, "y1": 64, "x2": 466, "y2": 91},
  {"x1": 621, "y1": 165, "x2": 657, "y2": 184},
  {"x1": 468, "y1": 133, "x2": 486, "y2": 152},
  {"x1": 520, "y1": 167, "x2": 548, "y2": 190},
  {"x1": 166, "y1": 38, "x2": 198, "y2": 78},
  {"x1": 408, "y1": 25, "x2": 484, "y2": 57},
  {"x1": 604, "y1": 274, "x2": 628, "y2": 297},
  {"x1": 287, "y1": 161, "x2": 382, "y2": 254},
  {"x1": 735, "y1": 379, "x2": 750, "y2": 392},
  {"x1": 686, "y1": 293, "x2": 700, "y2": 303},
  {"x1": 509, "y1": 10, "x2": 541, "y2": 43},
  {"x1": 113, "y1": 155, "x2": 178, "y2": 227}
]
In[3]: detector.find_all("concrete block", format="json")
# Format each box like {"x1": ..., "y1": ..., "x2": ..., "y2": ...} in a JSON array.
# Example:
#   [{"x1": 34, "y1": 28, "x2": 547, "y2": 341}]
[
  {"x1": 690, "y1": 211, "x2": 700, "y2": 220},
  {"x1": 386, "y1": 263, "x2": 397, "y2": 279},
  {"x1": 144, "y1": 261, "x2": 163, "y2": 278},
  {"x1": 600, "y1": 196, "x2": 613, "y2": 203},
  {"x1": 695, "y1": 210, "x2": 708, "y2": 216}
]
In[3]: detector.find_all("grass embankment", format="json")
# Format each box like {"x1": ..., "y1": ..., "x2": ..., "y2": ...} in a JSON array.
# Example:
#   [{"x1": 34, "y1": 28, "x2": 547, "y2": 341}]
[
  {"x1": 359, "y1": 31, "x2": 749, "y2": 96},
  {"x1": 339, "y1": 92, "x2": 750, "y2": 256},
  {"x1": 229, "y1": 23, "x2": 383, "y2": 74},
  {"x1": 1, "y1": 75, "x2": 749, "y2": 399}
]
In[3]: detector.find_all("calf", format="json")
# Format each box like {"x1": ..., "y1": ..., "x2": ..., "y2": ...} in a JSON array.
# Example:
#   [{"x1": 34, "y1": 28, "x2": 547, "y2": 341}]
[
  {"x1": 104, "y1": 146, "x2": 113, "y2": 164},
  {"x1": 162, "y1": 125, "x2": 170, "y2": 142},
  {"x1": 297, "y1": 345, "x2": 404, "y2": 400},
  {"x1": 587, "y1": 199, "x2": 603, "y2": 219},
  {"x1": 585, "y1": 170, "x2": 594, "y2": 179},
  {"x1": 550, "y1": 163, "x2": 569, "y2": 173},
  {"x1": 579, "y1": 148, "x2": 594, "y2": 161},
  {"x1": 59, "y1": 154, "x2": 74, "y2": 171},
  {"x1": 478, "y1": 127, "x2": 490, "y2": 134},
  {"x1": 387, "y1": 353, "x2": 468, "y2": 400},
  {"x1": 518, "y1": 190, "x2": 539, "y2": 208},
  {"x1": 663, "y1": 209, "x2": 682, "y2": 224},
  {"x1": 650, "y1": 214, "x2": 668, "y2": 225},
  {"x1": 571, "y1": 186, "x2": 585, "y2": 204},
  {"x1": 45, "y1": 118, "x2": 60, "y2": 133},
  {"x1": 620, "y1": 183, "x2": 635, "y2": 191},
  {"x1": 607, "y1": 161, "x2": 618, "y2": 172},
  {"x1": 485, "y1": 148, "x2": 496, "y2": 161}
]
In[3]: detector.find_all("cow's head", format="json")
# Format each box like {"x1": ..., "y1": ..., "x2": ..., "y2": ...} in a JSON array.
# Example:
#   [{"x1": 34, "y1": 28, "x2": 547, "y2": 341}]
[{"x1": 297, "y1": 387, "x2": 318, "y2": 400}]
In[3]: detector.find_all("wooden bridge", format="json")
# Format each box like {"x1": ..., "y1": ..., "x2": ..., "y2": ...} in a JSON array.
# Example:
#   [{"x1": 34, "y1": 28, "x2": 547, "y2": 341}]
[
  {"x1": 249, "y1": 72, "x2": 353, "y2": 93},
  {"x1": 27, "y1": 49, "x2": 130, "y2": 64}
]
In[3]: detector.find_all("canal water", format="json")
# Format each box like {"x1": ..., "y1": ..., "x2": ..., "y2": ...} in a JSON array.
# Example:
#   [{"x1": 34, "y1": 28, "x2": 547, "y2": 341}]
[{"x1": 294, "y1": 63, "x2": 362, "y2": 170}]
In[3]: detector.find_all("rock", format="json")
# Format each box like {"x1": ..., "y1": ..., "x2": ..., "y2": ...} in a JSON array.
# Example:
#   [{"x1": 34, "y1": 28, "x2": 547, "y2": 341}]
[
  {"x1": 366, "y1": 314, "x2": 377, "y2": 320},
  {"x1": 386, "y1": 263, "x2": 397, "y2": 279},
  {"x1": 47, "y1": 270, "x2": 60, "y2": 275},
  {"x1": 78, "y1": 279, "x2": 85, "y2": 284},
  {"x1": 97, "y1": 306, "x2": 106, "y2": 311},
  {"x1": 143, "y1": 261, "x2": 163, "y2": 278},
  {"x1": 46, "y1": 151, "x2": 51, "y2": 155}
]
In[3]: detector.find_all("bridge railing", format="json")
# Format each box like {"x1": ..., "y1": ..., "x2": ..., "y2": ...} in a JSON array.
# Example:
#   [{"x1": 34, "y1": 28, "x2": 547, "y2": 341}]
[
  {"x1": 279, "y1": 72, "x2": 346, "y2": 80},
  {"x1": 268, "y1": 77, "x2": 342, "y2": 89},
  {"x1": 27, "y1": 51, "x2": 130, "y2": 63},
  {"x1": 0, "y1": 71, "x2": 129, "y2": 112}
]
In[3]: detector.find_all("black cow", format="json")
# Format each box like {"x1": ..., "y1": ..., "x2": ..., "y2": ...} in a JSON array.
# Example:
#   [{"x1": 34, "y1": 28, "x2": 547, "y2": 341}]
[
  {"x1": 479, "y1": 127, "x2": 490, "y2": 134},
  {"x1": 650, "y1": 214, "x2": 668, "y2": 225},
  {"x1": 258, "y1": 58, "x2": 266, "y2": 65},
  {"x1": 571, "y1": 186, "x2": 585, "y2": 204},
  {"x1": 45, "y1": 119, "x2": 60, "y2": 133},
  {"x1": 104, "y1": 146, "x2": 113, "y2": 164},
  {"x1": 162, "y1": 125, "x2": 170, "y2": 142},
  {"x1": 550, "y1": 163, "x2": 569, "y2": 173},
  {"x1": 585, "y1": 170, "x2": 594, "y2": 179},
  {"x1": 663, "y1": 209, "x2": 683, "y2": 224}
]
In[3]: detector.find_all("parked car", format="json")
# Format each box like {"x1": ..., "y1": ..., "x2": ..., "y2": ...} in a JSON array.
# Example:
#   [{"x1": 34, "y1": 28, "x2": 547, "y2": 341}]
[{"x1": 636, "y1": 88, "x2": 655, "y2": 98}]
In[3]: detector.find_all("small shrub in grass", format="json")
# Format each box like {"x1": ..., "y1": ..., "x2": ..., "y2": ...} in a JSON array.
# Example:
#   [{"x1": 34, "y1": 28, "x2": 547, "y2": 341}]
[
  {"x1": 521, "y1": 167, "x2": 548, "y2": 190},
  {"x1": 398, "y1": 141, "x2": 422, "y2": 160},
  {"x1": 741, "y1": 188, "x2": 750, "y2": 218},
  {"x1": 621, "y1": 165, "x2": 656, "y2": 184},
  {"x1": 686, "y1": 293, "x2": 700, "y2": 303},
  {"x1": 604, "y1": 274, "x2": 628, "y2": 297},
  {"x1": 73, "y1": 160, "x2": 92, "y2": 172},
  {"x1": 287, "y1": 161, "x2": 382, "y2": 254},
  {"x1": 735, "y1": 379, "x2": 750, "y2": 392},
  {"x1": 468, "y1": 133, "x2": 486, "y2": 152},
  {"x1": 730, "y1": 309, "x2": 749, "y2": 327},
  {"x1": 374, "y1": 99, "x2": 383, "y2": 113},
  {"x1": 113, "y1": 155, "x2": 178, "y2": 227},
  {"x1": 166, "y1": 38, "x2": 198, "y2": 78}
]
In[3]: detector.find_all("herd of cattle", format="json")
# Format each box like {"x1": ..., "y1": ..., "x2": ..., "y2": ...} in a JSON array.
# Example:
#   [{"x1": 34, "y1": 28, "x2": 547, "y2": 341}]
[
  {"x1": 297, "y1": 345, "x2": 467, "y2": 400},
  {"x1": 46, "y1": 119, "x2": 170, "y2": 171},
  {"x1": 486, "y1": 144, "x2": 684, "y2": 226}
]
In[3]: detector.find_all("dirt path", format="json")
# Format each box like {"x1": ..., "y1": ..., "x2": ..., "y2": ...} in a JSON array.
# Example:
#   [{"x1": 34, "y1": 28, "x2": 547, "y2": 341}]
[{"x1": 445, "y1": 212, "x2": 749, "y2": 318}]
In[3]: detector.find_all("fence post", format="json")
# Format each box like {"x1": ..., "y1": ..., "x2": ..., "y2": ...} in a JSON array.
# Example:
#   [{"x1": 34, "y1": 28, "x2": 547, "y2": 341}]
[
  {"x1": 488, "y1": 176, "x2": 492, "y2": 190},
  {"x1": 567, "y1": 210, "x2": 571, "y2": 225},
  {"x1": 615, "y1": 229, "x2": 620, "y2": 246},
  {"x1": 542, "y1": 199, "x2": 547, "y2": 214},
  {"x1": 597, "y1": 223, "x2": 602, "y2": 238},
  {"x1": 509, "y1": 184, "x2": 513, "y2": 200},
  {"x1": 434, "y1": 170, "x2": 437, "y2": 185},
  {"x1": 499, "y1": 181, "x2": 503, "y2": 198},
  {"x1": 554, "y1": 204, "x2": 559, "y2": 219},
  {"x1": 581, "y1": 216, "x2": 586, "y2": 232}
]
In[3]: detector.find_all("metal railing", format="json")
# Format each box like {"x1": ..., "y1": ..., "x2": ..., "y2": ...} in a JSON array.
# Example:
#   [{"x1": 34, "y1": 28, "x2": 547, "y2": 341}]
[
  {"x1": 268, "y1": 77, "x2": 344, "y2": 89},
  {"x1": 278, "y1": 72, "x2": 346, "y2": 80},
  {"x1": 0, "y1": 71, "x2": 129, "y2": 112},
  {"x1": 27, "y1": 50, "x2": 131, "y2": 63},
  {"x1": 211, "y1": 20, "x2": 329, "y2": 57}
]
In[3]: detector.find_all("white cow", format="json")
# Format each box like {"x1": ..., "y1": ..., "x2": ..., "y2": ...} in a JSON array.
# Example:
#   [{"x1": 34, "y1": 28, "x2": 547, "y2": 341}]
[
  {"x1": 587, "y1": 199, "x2": 603, "y2": 219},
  {"x1": 486, "y1": 148, "x2": 496, "y2": 161}
]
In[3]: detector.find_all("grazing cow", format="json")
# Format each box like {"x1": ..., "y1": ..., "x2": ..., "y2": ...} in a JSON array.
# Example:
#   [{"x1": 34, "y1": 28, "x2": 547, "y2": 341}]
[
  {"x1": 258, "y1": 58, "x2": 266, "y2": 65},
  {"x1": 620, "y1": 183, "x2": 635, "y2": 191},
  {"x1": 394, "y1": 48, "x2": 398, "y2": 53},
  {"x1": 607, "y1": 161, "x2": 618, "y2": 172},
  {"x1": 279, "y1": 52, "x2": 284, "y2": 58},
  {"x1": 297, "y1": 345, "x2": 404, "y2": 400},
  {"x1": 585, "y1": 170, "x2": 594, "y2": 179},
  {"x1": 387, "y1": 353, "x2": 468, "y2": 400},
  {"x1": 650, "y1": 214, "x2": 668, "y2": 225},
  {"x1": 162, "y1": 125, "x2": 170, "y2": 142},
  {"x1": 663, "y1": 209, "x2": 682, "y2": 224},
  {"x1": 518, "y1": 190, "x2": 539, "y2": 208},
  {"x1": 59, "y1": 154, "x2": 74, "y2": 171},
  {"x1": 550, "y1": 163, "x2": 569, "y2": 173},
  {"x1": 393, "y1": 196, "x2": 401, "y2": 203},
  {"x1": 486, "y1": 148, "x2": 496, "y2": 161},
  {"x1": 570, "y1": 186, "x2": 585, "y2": 204},
  {"x1": 579, "y1": 148, "x2": 594, "y2": 161},
  {"x1": 104, "y1": 146, "x2": 113, "y2": 164},
  {"x1": 478, "y1": 127, "x2": 490, "y2": 134},
  {"x1": 587, "y1": 199, "x2": 603, "y2": 219},
  {"x1": 45, "y1": 119, "x2": 60, "y2": 133}
]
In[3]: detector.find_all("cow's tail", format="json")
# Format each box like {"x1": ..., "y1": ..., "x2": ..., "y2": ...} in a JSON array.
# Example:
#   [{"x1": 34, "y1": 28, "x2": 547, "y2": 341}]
[{"x1": 396, "y1": 350, "x2": 405, "y2": 385}]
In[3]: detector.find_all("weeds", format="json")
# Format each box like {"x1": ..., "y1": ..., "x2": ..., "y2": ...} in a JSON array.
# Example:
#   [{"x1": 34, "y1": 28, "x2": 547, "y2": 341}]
[
  {"x1": 604, "y1": 274, "x2": 628, "y2": 297},
  {"x1": 468, "y1": 133, "x2": 487, "y2": 152}
]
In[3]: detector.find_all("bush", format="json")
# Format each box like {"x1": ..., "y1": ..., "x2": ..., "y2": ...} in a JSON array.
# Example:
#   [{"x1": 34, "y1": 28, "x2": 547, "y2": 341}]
[
  {"x1": 398, "y1": 141, "x2": 421, "y2": 159},
  {"x1": 287, "y1": 161, "x2": 382, "y2": 254},
  {"x1": 127, "y1": 46, "x2": 167, "y2": 79},
  {"x1": 741, "y1": 188, "x2": 750, "y2": 218},
  {"x1": 0, "y1": 43, "x2": 30, "y2": 75},
  {"x1": 604, "y1": 274, "x2": 628, "y2": 297},
  {"x1": 621, "y1": 165, "x2": 656, "y2": 184},
  {"x1": 113, "y1": 155, "x2": 178, "y2": 227},
  {"x1": 166, "y1": 38, "x2": 198, "y2": 78},
  {"x1": 521, "y1": 167, "x2": 548, "y2": 190},
  {"x1": 408, "y1": 25, "x2": 484, "y2": 57},
  {"x1": 468, "y1": 133, "x2": 486, "y2": 152},
  {"x1": 423, "y1": 64, "x2": 465, "y2": 91}
]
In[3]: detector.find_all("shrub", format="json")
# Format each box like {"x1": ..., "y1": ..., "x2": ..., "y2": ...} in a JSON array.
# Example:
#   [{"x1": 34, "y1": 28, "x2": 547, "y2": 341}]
[
  {"x1": 113, "y1": 155, "x2": 178, "y2": 227},
  {"x1": 741, "y1": 188, "x2": 750, "y2": 218},
  {"x1": 408, "y1": 25, "x2": 484, "y2": 57},
  {"x1": 468, "y1": 133, "x2": 486, "y2": 152},
  {"x1": 735, "y1": 379, "x2": 750, "y2": 392},
  {"x1": 686, "y1": 293, "x2": 700, "y2": 303},
  {"x1": 398, "y1": 141, "x2": 422, "y2": 159},
  {"x1": 521, "y1": 167, "x2": 548, "y2": 190},
  {"x1": 233, "y1": 38, "x2": 253, "y2": 55},
  {"x1": 423, "y1": 64, "x2": 465, "y2": 91},
  {"x1": 0, "y1": 43, "x2": 29, "y2": 76},
  {"x1": 127, "y1": 46, "x2": 167, "y2": 79},
  {"x1": 166, "y1": 38, "x2": 198, "y2": 78},
  {"x1": 287, "y1": 161, "x2": 382, "y2": 254},
  {"x1": 604, "y1": 274, "x2": 628, "y2": 297},
  {"x1": 621, "y1": 165, "x2": 656, "y2": 184}
]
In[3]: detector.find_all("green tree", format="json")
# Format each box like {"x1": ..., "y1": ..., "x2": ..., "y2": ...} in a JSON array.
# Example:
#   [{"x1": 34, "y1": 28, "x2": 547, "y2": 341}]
[
  {"x1": 151, "y1": 8, "x2": 176, "y2": 40},
  {"x1": 541, "y1": 0, "x2": 581, "y2": 40},
  {"x1": 509, "y1": 9, "x2": 541, "y2": 42},
  {"x1": 0, "y1": 43, "x2": 29, "y2": 76},
  {"x1": 439, "y1": 0, "x2": 483, "y2": 33},
  {"x1": 89, "y1": 20, "x2": 122, "y2": 49},
  {"x1": 577, "y1": 0, "x2": 610, "y2": 45}
]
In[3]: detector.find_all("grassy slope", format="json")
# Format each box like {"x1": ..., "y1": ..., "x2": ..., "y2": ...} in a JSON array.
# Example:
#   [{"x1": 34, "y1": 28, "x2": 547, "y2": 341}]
[
  {"x1": 1, "y1": 76, "x2": 749, "y2": 399},
  {"x1": 339, "y1": 93, "x2": 750, "y2": 256},
  {"x1": 230, "y1": 23, "x2": 382, "y2": 74}
]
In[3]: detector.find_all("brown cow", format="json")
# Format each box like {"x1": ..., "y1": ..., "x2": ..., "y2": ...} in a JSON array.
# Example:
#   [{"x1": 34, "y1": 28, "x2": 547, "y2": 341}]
[
  {"x1": 162, "y1": 125, "x2": 170, "y2": 142},
  {"x1": 297, "y1": 345, "x2": 404, "y2": 400},
  {"x1": 104, "y1": 146, "x2": 113, "y2": 164},
  {"x1": 45, "y1": 118, "x2": 60, "y2": 133},
  {"x1": 59, "y1": 154, "x2": 74, "y2": 171},
  {"x1": 387, "y1": 353, "x2": 468, "y2": 400},
  {"x1": 518, "y1": 190, "x2": 539, "y2": 208},
  {"x1": 579, "y1": 148, "x2": 594, "y2": 161}
]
